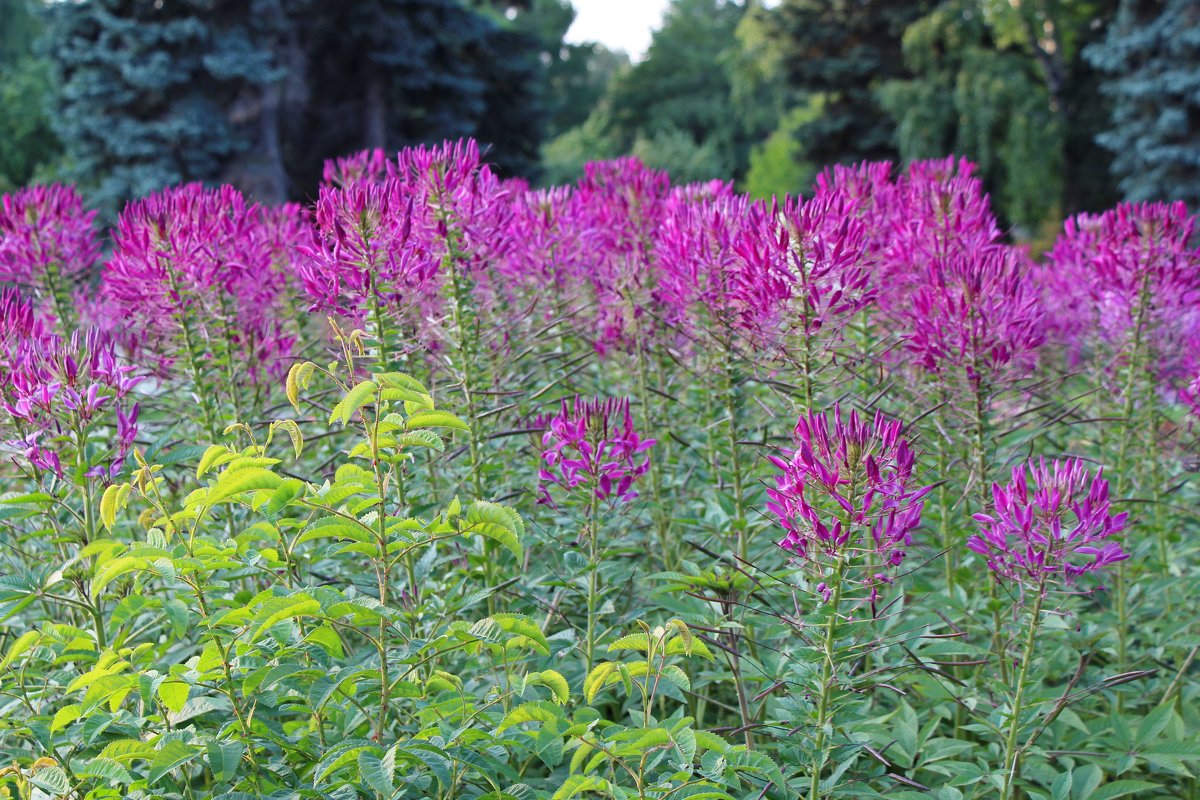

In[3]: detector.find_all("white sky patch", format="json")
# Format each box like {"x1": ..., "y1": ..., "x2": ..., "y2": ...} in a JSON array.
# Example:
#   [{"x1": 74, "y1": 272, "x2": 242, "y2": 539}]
[{"x1": 564, "y1": 0, "x2": 672, "y2": 61}]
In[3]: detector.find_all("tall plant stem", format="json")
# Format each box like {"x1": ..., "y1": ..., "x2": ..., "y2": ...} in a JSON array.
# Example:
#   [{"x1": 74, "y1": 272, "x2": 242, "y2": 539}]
[
  {"x1": 722, "y1": 360, "x2": 748, "y2": 561},
  {"x1": 810, "y1": 556, "x2": 845, "y2": 800},
  {"x1": 1001, "y1": 584, "x2": 1046, "y2": 800},
  {"x1": 1113, "y1": 272, "x2": 1152, "y2": 686},
  {"x1": 583, "y1": 492, "x2": 601, "y2": 673},
  {"x1": 635, "y1": 344, "x2": 671, "y2": 568}
]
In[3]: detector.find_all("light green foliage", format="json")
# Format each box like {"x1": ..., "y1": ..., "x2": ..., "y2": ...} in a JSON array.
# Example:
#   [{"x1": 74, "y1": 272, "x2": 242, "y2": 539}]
[
  {"x1": 542, "y1": 0, "x2": 781, "y2": 185},
  {"x1": 745, "y1": 99, "x2": 826, "y2": 199}
]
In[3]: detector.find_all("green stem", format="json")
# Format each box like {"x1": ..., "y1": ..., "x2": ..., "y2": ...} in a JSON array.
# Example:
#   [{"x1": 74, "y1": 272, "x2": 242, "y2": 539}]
[
  {"x1": 1001, "y1": 585, "x2": 1046, "y2": 800},
  {"x1": 723, "y1": 361, "x2": 747, "y2": 561},
  {"x1": 810, "y1": 556, "x2": 846, "y2": 800},
  {"x1": 635, "y1": 345, "x2": 671, "y2": 568},
  {"x1": 584, "y1": 491, "x2": 601, "y2": 673}
]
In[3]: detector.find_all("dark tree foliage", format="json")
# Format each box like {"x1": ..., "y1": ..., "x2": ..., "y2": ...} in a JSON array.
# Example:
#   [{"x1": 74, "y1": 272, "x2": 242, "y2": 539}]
[
  {"x1": 42, "y1": 0, "x2": 549, "y2": 209},
  {"x1": 1088, "y1": 0, "x2": 1200, "y2": 206},
  {"x1": 44, "y1": 0, "x2": 289, "y2": 212},
  {"x1": 755, "y1": 0, "x2": 931, "y2": 168},
  {"x1": 0, "y1": 0, "x2": 62, "y2": 190}
]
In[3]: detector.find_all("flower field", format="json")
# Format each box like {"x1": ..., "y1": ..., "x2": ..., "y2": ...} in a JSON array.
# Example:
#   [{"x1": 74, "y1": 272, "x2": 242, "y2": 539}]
[{"x1": 0, "y1": 141, "x2": 1197, "y2": 799}]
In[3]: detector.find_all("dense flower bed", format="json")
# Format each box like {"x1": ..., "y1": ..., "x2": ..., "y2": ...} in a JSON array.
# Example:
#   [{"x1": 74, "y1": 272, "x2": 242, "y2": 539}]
[{"x1": 0, "y1": 143, "x2": 1196, "y2": 800}]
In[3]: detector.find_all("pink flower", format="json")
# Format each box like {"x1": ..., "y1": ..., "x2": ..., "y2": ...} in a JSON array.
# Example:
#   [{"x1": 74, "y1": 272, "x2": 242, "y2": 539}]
[
  {"x1": 768, "y1": 405, "x2": 929, "y2": 571},
  {"x1": 537, "y1": 397, "x2": 656, "y2": 505},
  {"x1": 100, "y1": 184, "x2": 295, "y2": 381},
  {"x1": 1041, "y1": 201, "x2": 1200, "y2": 388},
  {"x1": 0, "y1": 184, "x2": 100, "y2": 326},
  {"x1": 968, "y1": 458, "x2": 1129, "y2": 585},
  {"x1": 0, "y1": 291, "x2": 142, "y2": 479},
  {"x1": 905, "y1": 245, "x2": 1044, "y2": 389}
]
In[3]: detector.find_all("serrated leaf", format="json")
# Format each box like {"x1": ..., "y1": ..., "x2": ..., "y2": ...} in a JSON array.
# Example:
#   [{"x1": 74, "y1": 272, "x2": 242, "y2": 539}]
[
  {"x1": 1090, "y1": 780, "x2": 1161, "y2": 800},
  {"x1": 529, "y1": 670, "x2": 569, "y2": 704},
  {"x1": 360, "y1": 751, "x2": 394, "y2": 796},
  {"x1": 405, "y1": 409, "x2": 470, "y2": 432},
  {"x1": 157, "y1": 680, "x2": 189, "y2": 714},
  {"x1": 206, "y1": 740, "x2": 245, "y2": 783},
  {"x1": 499, "y1": 701, "x2": 565, "y2": 732},
  {"x1": 29, "y1": 765, "x2": 70, "y2": 796},
  {"x1": 207, "y1": 467, "x2": 282, "y2": 505},
  {"x1": 197, "y1": 445, "x2": 231, "y2": 479},
  {"x1": 488, "y1": 613, "x2": 549, "y2": 654},
  {"x1": 76, "y1": 757, "x2": 132, "y2": 784},
  {"x1": 329, "y1": 380, "x2": 378, "y2": 425},
  {"x1": 397, "y1": 430, "x2": 446, "y2": 451},
  {"x1": 146, "y1": 740, "x2": 201, "y2": 784},
  {"x1": 247, "y1": 594, "x2": 322, "y2": 643}
]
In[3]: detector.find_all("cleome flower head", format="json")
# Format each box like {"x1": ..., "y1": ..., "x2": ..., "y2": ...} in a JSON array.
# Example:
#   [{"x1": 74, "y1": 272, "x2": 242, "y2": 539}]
[
  {"x1": 767, "y1": 405, "x2": 929, "y2": 575},
  {"x1": 0, "y1": 184, "x2": 101, "y2": 326},
  {"x1": 0, "y1": 292, "x2": 142, "y2": 479},
  {"x1": 537, "y1": 396, "x2": 656, "y2": 506},
  {"x1": 968, "y1": 458, "x2": 1129, "y2": 585}
]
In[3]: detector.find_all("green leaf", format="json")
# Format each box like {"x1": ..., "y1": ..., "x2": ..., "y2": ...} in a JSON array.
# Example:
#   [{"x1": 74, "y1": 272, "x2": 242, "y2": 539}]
[
  {"x1": 29, "y1": 765, "x2": 70, "y2": 796},
  {"x1": 397, "y1": 430, "x2": 446, "y2": 451},
  {"x1": 1135, "y1": 704, "x2": 1175, "y2": 748},
  {"x1": 359, "y1": 750, "x2": 394, "y2": 797},
  {"x1": 146, "y1": 740, "x2": 201, "y2": 785},
  {"x1": 206, "y1": 740, "x2": 245, "y2": 783},
  {"x1": 405, "y1": 409, "x2": 470, "y2": 432},
  {"x1": 528, "y1": 670, "x2": 570, "y2": 704},
  {"x1": 608, "y1": 633, "x2": 650, "y2": 654},
  {"x1": 247, "y1": 594, "x2": 322, "y2": 643},
  {"x1": 0, "y1": 629, "x2": 40, "y2": 670},
  {"x1": 207, "y1": 467, "x2": 282, "y2": 506},
  {"x1": 585, "y1": 662, "x2": 619, "y2": 704},
  {"x1": 499, "y1": 701, "x2": 565, "y2": 732},
  {"x1": 659, "y1": 664, "x2": 691, "y2": 693},
  {"x1": 1090, "y1": 780, "x2": 1161, "y2": 800},
  {"x1": 50, "y1": 704, "x2": 81, "y2": 732},
  {"x1": 197, "y1": 444, "x2": 231, "y2": 479},
  {"x1": 329, "y1": 380, "x2": 378, "y2": 425},
  {"x1": 463, "y1": 501, "x2": 524, "y2": 558},
  {"x1": 553, "y1": 774, "x2": 615, "y2": 800},
  {"x1": 76, "y1": 757, "x2": 132, "y2": 784},
  {"x1": 157, "y1": 680, "x2": 189, "y2": 714},
  {"x1": 488, "y1": 613, "x2": 550, "y2": 654}
]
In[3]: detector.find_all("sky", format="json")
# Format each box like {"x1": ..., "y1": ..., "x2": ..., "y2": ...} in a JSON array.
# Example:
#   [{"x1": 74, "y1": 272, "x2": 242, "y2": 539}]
[{"x1": 564, "y1": 0, "x2": 672, "y2": 61}]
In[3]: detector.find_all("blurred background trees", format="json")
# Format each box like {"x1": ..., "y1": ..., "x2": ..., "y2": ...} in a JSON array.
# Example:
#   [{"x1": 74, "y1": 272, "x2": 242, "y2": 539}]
[{"x1": 0, "y1": 0, "x2": 1196, "y2": 232}]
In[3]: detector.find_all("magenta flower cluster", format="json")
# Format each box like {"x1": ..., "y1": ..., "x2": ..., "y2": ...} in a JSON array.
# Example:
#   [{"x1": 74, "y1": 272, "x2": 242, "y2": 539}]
[
  {"x1": 968, "y1": 458, "x2": 1129, "y2": 585},
  {"x1": 0, "y1": 184, "x2": 100, "y2": 324},
  {"x1": 537, "y1": 396, "x2": 656, "y2": 506},
  {"x1": 101, "y1": 183, "x2": 301, "y2": 381},
  {"x1": 299, "y1": 140, "x2": 513, "y2": 350},
  {"x1": 1042, "y1": 201, "x2": 1200, "y2": 389},
  {"x1": 767, "y1": 405, "x2": 930, "y2": 574},
  {"x1": 0, "y1": 290, "x2": 141, "y2": 479}
]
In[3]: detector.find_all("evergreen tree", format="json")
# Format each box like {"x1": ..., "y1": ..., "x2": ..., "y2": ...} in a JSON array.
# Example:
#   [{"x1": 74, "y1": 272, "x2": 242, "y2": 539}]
[
  {"x1": 751, "y1": 0, "x2": 930, "y2": 169},
  {"x1": 44, "y1": 0, "x2": 281, "y2": 212},
  {"x1": 1088, "y1": 0, "x2": 1200, "y2": 205},
  {"x1": 42, "y1": 0, "x2": 552, "y2": 208}
]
